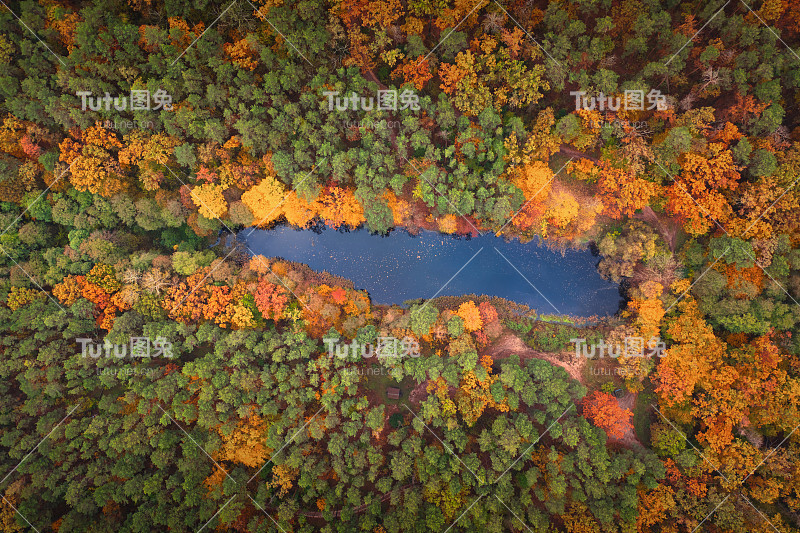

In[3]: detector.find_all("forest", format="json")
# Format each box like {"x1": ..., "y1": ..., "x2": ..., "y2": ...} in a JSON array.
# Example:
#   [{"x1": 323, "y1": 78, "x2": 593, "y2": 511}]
[{"x1": 0, "y1": 0, "x2": 799, "y2": 531}]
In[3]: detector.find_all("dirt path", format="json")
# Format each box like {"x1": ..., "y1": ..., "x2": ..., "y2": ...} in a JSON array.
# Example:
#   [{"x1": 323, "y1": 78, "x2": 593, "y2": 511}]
[
  {"x1": 609, "y1": 390, "x2": 643, "y2": 449},
  {"x1": 487, "y1": 333, "x2": 587, "y2": 385},
  {"x1": 634, "y1": 205, "x2": 678, "y2": 252},
  {"x1": 487, "y1": 333, "x2": 645, "y2": 449},
  {"x1": 559, "y1": 144, "x2": 599, "y2": 163}
]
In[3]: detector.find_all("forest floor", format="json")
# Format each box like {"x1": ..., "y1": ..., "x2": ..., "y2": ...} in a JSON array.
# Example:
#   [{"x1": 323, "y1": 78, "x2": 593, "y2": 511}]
[
  {"x1": 612, "y1": 391, "x2": 644, "y2": 449},
  {"x1": 634, "y1": 205, "x2": 680, "y2": 252},
  {"x1": 559, "y1": 144, "x2": 599, "y2": 163},
  {"x1": 487, "y1": 332, "x2": 586, "y2": 385}
]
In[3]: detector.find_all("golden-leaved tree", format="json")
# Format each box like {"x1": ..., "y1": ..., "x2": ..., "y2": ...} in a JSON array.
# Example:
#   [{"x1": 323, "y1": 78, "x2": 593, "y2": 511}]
[
  {"x1": 317, "y1": 186, "x2": 365, "y2": 229},
  {"x1": 241, "y1": 175, "x2": 287, "y2": 226},
  {"x1": 59, "y1": 125, "x2": 126, "y2": 197},
  {"x1": 597, "y1": 161, "x2": 661, "y2": 220},
  {"x1": 666, "y1": 145, "x2": 740, "y2": 236},
  {"x1": 191, "y1": 183, "x2": 227, "y2": 219}
]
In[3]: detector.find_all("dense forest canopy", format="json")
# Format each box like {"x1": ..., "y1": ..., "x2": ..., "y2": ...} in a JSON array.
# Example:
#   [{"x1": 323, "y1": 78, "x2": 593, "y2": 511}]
[{"x1": 0, "y1": 0, "x2": 799, "y2": 531}]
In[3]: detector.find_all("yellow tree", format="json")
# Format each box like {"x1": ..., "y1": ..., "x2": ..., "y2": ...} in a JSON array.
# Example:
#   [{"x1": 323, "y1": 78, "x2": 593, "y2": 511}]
[
  {"x1": 503, "y1": 108, "x2": 561, "y2": 164},
  {"x1": 545, "y1": 190, "x2": 580, "y2": 228},
  {"x1": 735, "y1": 153, "x2": 800, "y2": 240},
  {"x1": 654, "y1": 294, "x2": 725, "y2": 409},
  {"x1": 215, "y1": 282, "x2": 256, "y2": 329},
  {"x1": 665, "y1": 145, "x2": 740, "y2": 236},
  {"x1": 457, "y1": 301, "x2": 483, "y2": 332},
  {"x1": 223, "y1": 38, "x2": 258, "y2": 70},
  {"x1": 59, "y1": 125, "x2": 126, "y2": 197},
  {"x1": 191, "y1": 183, "x2": 227, "y2": 219},
  {"x1": 438, "y1": 214, "x2": 458, "y2": 234},
  {"x1": 629, "y1": 281, "x2": 665, "y2": 340},
  {"x1": 512, "y1": 160, "x2": 553, "y2": 202},
  {"x1": 241, "y1": 175, "x2": 287, "y2": 226},
  {"x1": 423, "y1": 481, "x2": 468, "y2": 521},
  {"x1": 456, "y1": 369, "x2": 509, "y2": 426},
  {"x1": 384, "y1": 191, "x2": 411, "y2": 225},
  {"x1": 596, "y1": 161, "x2": 661, "y2": 220},
  {"x1": 636, "y1": 485, "x2": 676, "y2": 532},
  {"x1": 270, "y1": 464, "x2": 299, "y2": 497},
  {"x1": 215, "y1": 414, "x2": 270, "y2": 468},
  {"x1": 317, "y1": 186, "x2": 365, "y2": 228},
  {"x1": 282, "y1": 191, "x2": 319, "y2": 228},
  {"x1": 503, "y1": 160, "x2": 553, "y2": 232},
  {"x1": 53, "y1": 276, "x2": 83, "y2": 305},
  {"x1": 118, "y1": 131, "x2": 180, "y2": 190},
  {"x1": 437, "y1": 36, "x2": 547, "y2": 116}
]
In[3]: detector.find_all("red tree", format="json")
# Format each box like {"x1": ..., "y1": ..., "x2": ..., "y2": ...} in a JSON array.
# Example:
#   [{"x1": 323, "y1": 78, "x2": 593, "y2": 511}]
[
  {"x1": 582, "y1": 391, "x2": 633, "y2": 440},
  {"x1": 254, "y1": 279, "x2": 289, "y2": 320},
  {"x1": 478, "y1": 301, "x2": 498, "y2": 324}
]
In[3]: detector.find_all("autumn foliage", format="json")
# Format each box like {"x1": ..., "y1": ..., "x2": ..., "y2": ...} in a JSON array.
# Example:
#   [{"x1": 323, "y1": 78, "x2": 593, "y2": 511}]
[
  {"x1": 254, "y1": 279, "x2": 289, "y2": 319},
  {"x1": 582, "y1": 391, "x2": 633, "y2": 440},
  {"x1": 457, "y1": 301, "x2": 483, "y2": 332},
  {"x1": 241, "y1": 175, "x2": 286, "y2": 226}
]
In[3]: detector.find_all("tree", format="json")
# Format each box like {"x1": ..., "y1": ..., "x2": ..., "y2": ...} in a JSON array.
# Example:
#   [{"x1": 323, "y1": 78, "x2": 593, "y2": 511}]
[
  {"x1": 457, "y1": 301, "x2": 483, "y2": 332},
  {"x1": 597, "y1": 161, "x2": 660, "y2": 220},
  {"x1": 456, "y1": 368, "x2": 509, "y2": 426},
  {"x1": 216, "y1": 415, "x2": 269, "y2": 468},
  {"x1": 241, "y1": 175, "x2": 286, "y2": 226},
  {"x1": 410, "y1": 304, "x2": 439, "y2": 337},
  {"x1": 665, "y1": 147, "x2": 740, "y2": 236},
  {"x1": 545, "y1": 190, "x2": 580, "y2": 228},
  {"x1": 282, "y1": 191, "x2": 319, "y2": 228},
  {"x1": 255, "y1": 279, "x2": 289, "y2": 320},
  {"x1": 172, "y1": 251, "x2": 215, "y2": 276},
  {"x1": 438, "y1": 36, "x2": 548, "y2": 116},
  {"x1": 59, "y1": 125, "x2": 126, "y2": 197},
  {"x1": 629, "y1": 281, "x2": 665, "y2": 340},
  {"x1": 391, "y1": 56, "x2": 433, "y2": 90},
  {"x1": 447, "y1": 316, "x2": 464, "y2": 337},
  {"x1": 748, "y1": 149, "x2": 777, "y2": 178},
  {"x1": 438, "y1": 214, "x2": 458, "y2": 234},
  {"x1": 317, "y1": 186, "x2": 365, "y2": 229},
  {"x1": 654, "y1": 294, "x2": 725, "y2": 409},
  {"x1": 477, "y1": 302, "x2": 498, "y2": 324},
  {"x1": 506, "y1": 160, "x2": 552, "y2": 231},
  {"x1": 581, "y1": 391, "x2": 633, "y2": 439},
  {"x1": 650, "y1": 423, "x2": 686, "y2": 457},
  {"x1": 512, "y1": 160, "x2": 553, "y2": 202},
  {"x1": 270, "y1": 464, "x2": 299, "y2": 497},
  {"x1": 191, "y1": 184, "x2": 227, "y2": 220},
  {"x1": 6, "y1": 287, "x2": 42, "y2": 310},
  {"x1": 53, "y1": 276, "x2": 82, "y2": 305}
]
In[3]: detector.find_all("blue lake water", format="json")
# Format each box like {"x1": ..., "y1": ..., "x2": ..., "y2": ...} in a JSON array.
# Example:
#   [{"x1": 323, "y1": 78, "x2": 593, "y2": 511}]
[{"x1": 244, "y1": 226, "x2": 621, "y2": 317}]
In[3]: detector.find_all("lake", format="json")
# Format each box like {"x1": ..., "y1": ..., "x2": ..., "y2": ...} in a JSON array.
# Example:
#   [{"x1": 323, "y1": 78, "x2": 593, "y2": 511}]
[{"x1": 244, "y1": 226, "x2": 621, "y2": 317}]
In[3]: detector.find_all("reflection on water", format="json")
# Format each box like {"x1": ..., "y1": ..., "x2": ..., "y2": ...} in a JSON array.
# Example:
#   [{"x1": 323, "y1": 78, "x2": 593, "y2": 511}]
[{"x1": 244, "y1": 226, "x2": 622, "y2": 317}]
